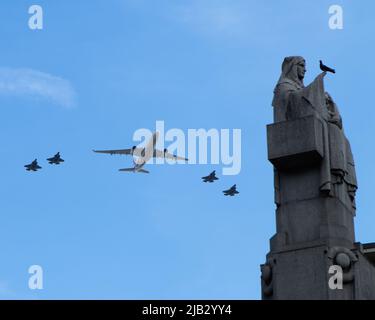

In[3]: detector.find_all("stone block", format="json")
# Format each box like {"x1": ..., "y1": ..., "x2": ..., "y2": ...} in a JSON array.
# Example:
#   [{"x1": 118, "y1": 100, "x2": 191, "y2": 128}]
[{"x1": 267, "y1": 115, "x2": 324, "y2": 171}]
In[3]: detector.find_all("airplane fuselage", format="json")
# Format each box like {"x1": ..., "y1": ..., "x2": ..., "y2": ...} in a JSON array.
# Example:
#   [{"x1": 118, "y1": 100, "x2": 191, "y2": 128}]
[
  {"x1": 129, "y1": 132, "x2": 159, "y2": 172},
  {"x1": 93, "y1": 131, "x2": 186, "y2": 174},
  {"x1": 47, "y1": 154, "x2": 64, "y2": 165},
  {"x1": 25, "y1": 163, "x2": 41, "y2": 171}
]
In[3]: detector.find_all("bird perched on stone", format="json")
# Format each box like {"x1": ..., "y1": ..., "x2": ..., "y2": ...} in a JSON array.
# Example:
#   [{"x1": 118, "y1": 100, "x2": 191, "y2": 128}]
[{"x1": 320, "y1": 60, "x2": 336, "y2": 74}]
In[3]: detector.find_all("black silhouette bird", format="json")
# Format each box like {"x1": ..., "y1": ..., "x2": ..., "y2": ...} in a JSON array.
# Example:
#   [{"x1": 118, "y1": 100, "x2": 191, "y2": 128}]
[{"x1": 320, "y1": 60, "x2": 336, "y2": 74}]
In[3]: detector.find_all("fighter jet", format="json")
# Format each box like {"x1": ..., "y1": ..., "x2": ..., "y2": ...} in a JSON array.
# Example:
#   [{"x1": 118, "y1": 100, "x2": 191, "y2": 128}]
[
  {"x1": 24, "y1": 159, "x2": 42, "y2": 171},
  {"x1": 93, "y1": 132, "x2": 188, "y2": 174},
  {"x1": 223, "y1": 184, "x2": 239, "y2": 197},
  {"x1": 47, "y1": 152, "x2": 64, "y2": 165},
  {"x1": 201, "y1": 170, "x2": 219, "y2": 183}
]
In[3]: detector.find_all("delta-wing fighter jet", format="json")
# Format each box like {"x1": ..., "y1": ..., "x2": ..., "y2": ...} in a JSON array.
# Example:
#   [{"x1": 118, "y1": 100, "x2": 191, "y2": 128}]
[
  {"x1": 223, "y1": 184, "x2": 239, "y2": 196},
  {"x1": 24, "y1": 159, "x2": 42, "y2": 172},
  {"x1": 201, "y1": 170, "x2": 219, "y2": 183},
  {"x1": 47, "y1": 152, "x2": 64, "y2": 165},
  {"x1": 93, "y1": 132, "x2": 188, "y2": 173}
]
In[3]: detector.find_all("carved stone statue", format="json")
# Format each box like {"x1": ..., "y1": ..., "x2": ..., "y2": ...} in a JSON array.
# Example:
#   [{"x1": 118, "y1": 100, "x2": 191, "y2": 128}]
[
  {"x1": 262, "y1": 56, "x2": 375, "y2": 300},
  {"x1": 271, "y1": 56, "x2": 357, "y2": 214}
]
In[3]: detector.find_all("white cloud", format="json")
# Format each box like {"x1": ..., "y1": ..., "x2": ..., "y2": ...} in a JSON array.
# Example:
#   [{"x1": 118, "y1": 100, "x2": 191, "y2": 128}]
[{"x1": 0, "y1": 67, "x2": 76, "y2": 108}]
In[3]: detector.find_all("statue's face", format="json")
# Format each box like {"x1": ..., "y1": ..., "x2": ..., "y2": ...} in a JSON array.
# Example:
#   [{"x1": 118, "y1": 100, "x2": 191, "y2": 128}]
[{"x1": 297, "y1": 60, "x2": 306, "y2": 80}]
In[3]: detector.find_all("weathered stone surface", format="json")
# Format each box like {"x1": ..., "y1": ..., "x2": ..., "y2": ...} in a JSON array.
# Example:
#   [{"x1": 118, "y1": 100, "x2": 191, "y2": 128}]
[
  {"x1": 272, "y1": 197, "x2": 355, "y2": 247},
  {"x1": 262, "y1": 56, "x2": 375, "y2": 300},
  {"x1": 363, "y1": 243, "x2": 375, "y2": 265},
  {"x1": 262, "y1": 243, "x2": 375, "y2": 300},
  {"x1": 263, "y1": 245, "x2": 332, "y2": 300},
  {"x1": 267, "y1": 115, "x2": 324, "y2": 171}
]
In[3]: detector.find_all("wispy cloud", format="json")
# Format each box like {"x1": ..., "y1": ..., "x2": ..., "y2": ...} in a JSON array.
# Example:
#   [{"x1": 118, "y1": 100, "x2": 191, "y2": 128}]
[{"x1": 0, "y1": 67, "x2": 76, "y2": 108}]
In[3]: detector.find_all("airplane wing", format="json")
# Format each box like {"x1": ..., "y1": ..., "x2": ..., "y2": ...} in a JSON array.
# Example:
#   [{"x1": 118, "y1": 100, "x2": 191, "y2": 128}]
[
  {"x1": 154, "y1": 149, "x2": 188, "y2": 161},
  {"x1": 119, "y1": 168, "x2": 134, "y2": 172},
  {"x1": 93, "y1": 148, "x2": 141, "y2": 156}
]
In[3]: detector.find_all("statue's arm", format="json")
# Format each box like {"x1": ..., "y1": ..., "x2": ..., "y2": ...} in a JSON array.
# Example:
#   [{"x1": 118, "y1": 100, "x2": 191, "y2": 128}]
[
  {"x1": 300, "y1": 73, "x2": 327, "y2": 115},
  {"x1": 304, "y1": 72, "x2": 326, "y2": 92}
]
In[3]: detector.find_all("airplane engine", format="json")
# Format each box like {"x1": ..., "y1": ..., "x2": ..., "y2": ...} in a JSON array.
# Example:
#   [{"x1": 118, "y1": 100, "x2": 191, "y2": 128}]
[{"x1": 131, "y1": 146, "x2": 136, "y2": 155}]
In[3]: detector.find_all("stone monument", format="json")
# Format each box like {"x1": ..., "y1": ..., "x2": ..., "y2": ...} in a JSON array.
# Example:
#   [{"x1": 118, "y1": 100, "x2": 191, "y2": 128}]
[{"x1": 261, "y1": 56, "x2": 375, "y2": 300}]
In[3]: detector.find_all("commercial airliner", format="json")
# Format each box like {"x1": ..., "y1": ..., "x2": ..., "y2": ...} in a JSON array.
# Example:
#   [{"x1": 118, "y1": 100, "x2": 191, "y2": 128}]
[{"x1": 93, "y1": 132, "x2": 188, "y2": 173}]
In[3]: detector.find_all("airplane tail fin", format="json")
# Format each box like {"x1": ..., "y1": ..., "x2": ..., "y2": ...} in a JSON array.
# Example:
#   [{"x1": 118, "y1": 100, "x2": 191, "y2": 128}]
[
  {"x1": 138, "y1": 169, "x2": 149, "y2": 174},
  {"x1": 119, "y1": 168, "x2": 149, "y2": 174}
]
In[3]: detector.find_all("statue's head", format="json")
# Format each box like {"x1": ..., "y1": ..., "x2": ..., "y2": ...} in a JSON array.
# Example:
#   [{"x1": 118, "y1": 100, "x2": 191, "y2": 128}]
[
  {"x1": 279, "y1": 56, "x2": 306, "y2": 87},
  {"x1": 296, "y1": 59, "x2": 306, "y2": 80},
  {"x1": 272, "y1": 56, "x2": 306, "y2": 118}
]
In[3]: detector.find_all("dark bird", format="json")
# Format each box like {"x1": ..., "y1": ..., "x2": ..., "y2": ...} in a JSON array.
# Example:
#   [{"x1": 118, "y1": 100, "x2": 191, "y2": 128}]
[
  {"x1": 24, "y1": 159, "x2": 42, "y2": 171},
  {"x1": 320, "y1": 60, "x2": 336, "y2": 74},
  {"x1": 47, "y1": 152, "x2": 64, "y2": 165},
  {"x1": 201, "y1": 170, "x2": 219, "y2": 183},
  {"x1": 223, "y1": 184, "x2": 239, "y2": 197}
]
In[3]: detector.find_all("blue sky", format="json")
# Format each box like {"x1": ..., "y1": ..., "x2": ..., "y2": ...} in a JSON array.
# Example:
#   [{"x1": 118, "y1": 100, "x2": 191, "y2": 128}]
[{"x1": 0, "y1": 0, "x2": 374, "y2": 299}]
